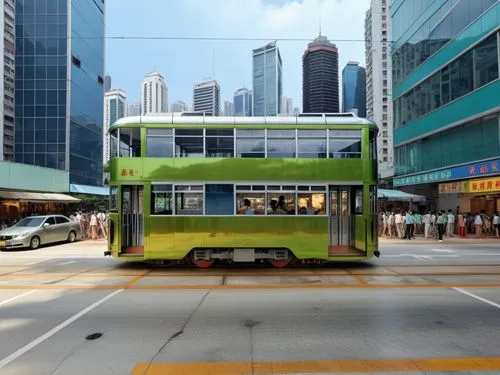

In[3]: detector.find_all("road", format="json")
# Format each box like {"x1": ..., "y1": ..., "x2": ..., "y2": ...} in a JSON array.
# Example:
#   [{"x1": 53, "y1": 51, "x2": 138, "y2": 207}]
[{"x1": 0, "y1": 240, "x2": 499, "y2": 374}]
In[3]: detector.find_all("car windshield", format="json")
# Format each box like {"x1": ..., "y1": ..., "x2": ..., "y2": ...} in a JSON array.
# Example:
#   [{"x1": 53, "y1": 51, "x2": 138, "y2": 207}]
[{"x1": 13, "y1": 217, "x2": 46, "y2": 228}]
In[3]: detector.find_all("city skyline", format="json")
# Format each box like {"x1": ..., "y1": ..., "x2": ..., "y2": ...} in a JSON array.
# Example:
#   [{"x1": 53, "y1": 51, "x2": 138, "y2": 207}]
[{"x1": 106, "y1": 0, "x2": 370, "y2": 109}]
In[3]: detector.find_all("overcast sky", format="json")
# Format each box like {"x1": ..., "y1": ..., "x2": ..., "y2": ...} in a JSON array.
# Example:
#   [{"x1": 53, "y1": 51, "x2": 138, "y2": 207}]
[{"x1": 106, "y1": 0, "x2": 371, "y2": 110}]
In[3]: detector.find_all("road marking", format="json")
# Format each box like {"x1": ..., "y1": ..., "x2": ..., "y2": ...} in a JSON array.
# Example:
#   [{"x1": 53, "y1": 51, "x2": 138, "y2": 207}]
[
  {"x1": 432, "y1": 248, "x2": 455, "y2": 253},
  {"x1": 0, "y1": 289, "x2": 123, "y2": 369},
  {"x1": 453, "y1": 287, "x2": 500, "y2": 309},
  {"x1": 59, "y1": 261, "x2": 76, "y2": 265},
  {"x1": 0, "y1": 290, "x2": 37, "y2": 307},
  {"x1": 131, "y1": 357, "x2": 500, "y2": 374}
]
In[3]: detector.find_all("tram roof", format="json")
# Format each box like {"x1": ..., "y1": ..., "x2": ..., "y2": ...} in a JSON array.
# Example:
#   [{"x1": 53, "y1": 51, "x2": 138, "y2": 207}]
[{"x1": 110, "y1": 113, "x2": 378, "y2": 131}]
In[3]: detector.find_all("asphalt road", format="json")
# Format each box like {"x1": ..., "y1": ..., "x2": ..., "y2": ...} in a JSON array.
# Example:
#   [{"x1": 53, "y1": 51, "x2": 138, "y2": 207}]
[{"x1": 0, "y1": 240, "x2": 499, "y2": 375}]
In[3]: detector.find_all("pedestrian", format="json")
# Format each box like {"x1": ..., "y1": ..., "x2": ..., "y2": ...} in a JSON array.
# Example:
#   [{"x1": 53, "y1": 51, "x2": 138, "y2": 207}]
[
  {"x1": 90, "y1": 212, "x2": 98, "y2": 240},
  {"x1": 446, "y1": 209, "x2": 455, "y2": 237},
  {"x1": 395, "y1": 211, "x2": 403, "y2": 239},
  {"x1": 405, "y1": 210, "x2": 415, "y2": 240},
  {"x1": 436, "y1": 211, "x2": 446, "y2": 242},
  {"x1": 457, "y1": 212, "x2": 466, "y2": 237},
  {"x1": 493, "y1": 212, "x2": 500, "y2": 239},
  {"x1": 388, "y1": 211, "x2": 395, "y2": 238},
  {"x1": 423, "y1": 211, "x2": 431, "y2": 239},
  {"x1": 474, "y1": 213, "x2": 483, "y2": 237}
]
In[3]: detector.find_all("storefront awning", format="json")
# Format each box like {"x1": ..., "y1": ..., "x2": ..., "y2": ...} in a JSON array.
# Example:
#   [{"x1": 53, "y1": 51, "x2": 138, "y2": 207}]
[
  {"x1": 378, "y1": 188, "x2": 426, "y2": 202},
  {"x1": 70, "y1": 184, "x2": 108, "y2": 196},
  {"x1": 0, "y1": 191, "x2": 81, "y2": 203}
]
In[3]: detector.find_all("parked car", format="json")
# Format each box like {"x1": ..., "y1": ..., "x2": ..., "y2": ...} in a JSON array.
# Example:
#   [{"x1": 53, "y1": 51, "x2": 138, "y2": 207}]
[{"x1": 0, "y1": 215, "x2": 80, "y2": 250}]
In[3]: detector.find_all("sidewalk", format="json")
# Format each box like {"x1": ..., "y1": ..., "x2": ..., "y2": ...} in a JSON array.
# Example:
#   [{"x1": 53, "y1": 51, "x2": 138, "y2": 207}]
[{"x1": 379, "y1": 236, "x2": 500, "y2": 245}]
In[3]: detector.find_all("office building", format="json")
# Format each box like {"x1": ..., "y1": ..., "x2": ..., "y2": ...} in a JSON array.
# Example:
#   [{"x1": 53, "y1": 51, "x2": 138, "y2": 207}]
[
  {"x1": 103, "y1": 89, "x2": 126, "y2": 165},
  {"x1": 280, "y1": 96, "x2": 293, "y2": 115},
  {"x1": 391, "y1": 0, "x2": 499, "y2": 212},
  {"x1": 252, "y1": 41, "x2": 282, "y2": 116},
  {"x1": 224, "y1": 101, "x2": 234, "y2": 116},
  {"x1": 1, "y1": 0, "x2": 15, "y2": 161},
  {"x1": 365, "y1": 0, "x2": 393, "y2": 179},
  {"x1": 302, "y1": 35, "x2": 339, "y2": 113},
  {"x1": 127, "y1": 100, "x2": 141, "y2": 116},
  {"x1": 141, "y1": 71, "x2": 168, "y2": 115},
  {"x1": 104, "y1": 74, "x2": 111, "y2": 92},
  {"x1": 342, "y1": 62, "x2": 366, "y2": 117},
  {"x1": 15, "y1": 0, "x2": 105, "y2": 186},
  {"x1": 193, "y1": 80, "x2": 220, "y2": 116},
  {"x1": 234, "y1": 88, "x2": 252, "y2": 116},
  {"x1": 171, "y1": 100, "x2": 187, "y2": 113}
]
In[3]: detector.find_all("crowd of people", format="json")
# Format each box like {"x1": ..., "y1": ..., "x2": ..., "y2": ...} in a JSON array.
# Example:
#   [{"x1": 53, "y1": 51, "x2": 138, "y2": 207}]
[{"x1": 379, "y1": 210, "x2": 500, "y2": 242}]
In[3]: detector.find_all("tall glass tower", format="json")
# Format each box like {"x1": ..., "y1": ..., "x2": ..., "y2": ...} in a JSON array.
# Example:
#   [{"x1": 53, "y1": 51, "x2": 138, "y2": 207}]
[
  {"x1": 15, "y1": 0, "x2": 105, "y2": 187},
  {"x1": 342, "y1": 62, "x2": 366, "y2": 117},
  {"x1": 252, "y1": 42, "x2": 282, "y2": 116}
]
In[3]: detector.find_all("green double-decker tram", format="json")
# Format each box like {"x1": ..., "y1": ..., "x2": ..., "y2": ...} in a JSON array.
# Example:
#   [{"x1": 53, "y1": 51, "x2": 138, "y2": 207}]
[{"x1": 106, "y1": 113, "x2": 379, "y2": 267}]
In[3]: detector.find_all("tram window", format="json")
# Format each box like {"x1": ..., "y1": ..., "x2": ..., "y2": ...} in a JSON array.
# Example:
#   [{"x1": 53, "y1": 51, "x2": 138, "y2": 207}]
[
  {"x1": 151, "y1": 184, "x2": 173, "y2": 215},
  {"x1": 298, "y1": 193, "x2": 326, "y2": 215},
  {"x1": 354, "y1": 188, "x2": 363, "y2": 214},
  {"x1": 175, "y1": 185, "x2": 203, "y2": 215},
  {"x1": 205, "y1": 184, "x2": 234, "y2": 215},
  {"x1": 206, "y1": 130, "x2": 234, "y2": 157},
  {"x1": 329, "y1": 138, "x2": 361, "y2": 158},
  {"x1": 267, "y1": 130, "x2": 296, "y2": 158},
  {"x1": 369, "y1": 131, "x2": 376, "y2": 159},
  {"x1": 118, "y1": 128, "x2": 140, "y2": 157},
  {"x1": 267, "y1": 192, "x2": 295, "y2": 215},
  {"x1": 109, "y1": 130, "x2": 118, "y2": 159},
  {"x1": 175, "y1": 129, "x2": 203, "y2": 157},
  {"x1": 236, "y1": 129, "x2": 265, "y2": 158},
  {"x1": 236, "y1": 193, "x2": 265, "y2": 215},
  {"x1": 146, "y1": 129, "x2": 173, "y2": 157},
  {"x1": 109, "y1": 187, "x2": 118, "y2": 212},
  {"x1": 298, "y1": 130, "x2": 327, "y2": 158},
  {"x1": 370, "y1": 186, "x2": 377, "y2": 213}
]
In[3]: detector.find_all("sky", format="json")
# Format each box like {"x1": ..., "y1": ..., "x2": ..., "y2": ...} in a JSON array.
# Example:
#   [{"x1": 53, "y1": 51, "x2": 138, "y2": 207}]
[{"x1": 106, "y1": 0, "x2": 371, "y2": 111}]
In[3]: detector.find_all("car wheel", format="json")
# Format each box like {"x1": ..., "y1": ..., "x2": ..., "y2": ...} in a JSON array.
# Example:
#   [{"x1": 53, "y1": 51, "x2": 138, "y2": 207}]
[
  {"x1": 67, "y1": 231, "x2": 76, "y2": 243},
  {"x1": 30, "y1": 236, "x2": 40, "y2": 250}
]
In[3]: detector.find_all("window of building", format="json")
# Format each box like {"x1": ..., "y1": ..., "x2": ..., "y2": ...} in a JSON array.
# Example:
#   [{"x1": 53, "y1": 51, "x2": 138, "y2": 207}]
[
  {"x1": 175, "y1": 185, "x2": 203, "y2": 215},
  {"x1": 236, "y1": 129, "x2": 265, "y2": 158},
  {"x1": 329, "y1": 130, "x2": 362, "y2": 158},
  {"x1": 383, "y1": 131, "x2": 388, "y2": 137},
  {"x1": 205, "y1": 184, "x2": 234, "y2": 215},
  {"x1": 151, "y1": 184, "x2": 173, "y2": 215},
  {"x1": 474, "y1": 33, "x2": 499, "y2": 89},
  {"x1": 297, "y1": 130, "x2": 327, "y2": 158},
  {"x1": 383, "y1": 148, "x2": 388, "y2": 154},
  {"x1": 267, "y1": 129, "x2": 296, "y2": 158},
  {"x1": 146, "y1": 128, "x2": 173, "y2": 157},
  {"x1": 118, "y1": 128, "x2": 140, "y2": 157},
  {"x1": 175, "y1": 129, "x2": 203, "y2": 157},
  {"x1": 205, "y1": 129, "x2": 234, "y2": 157},
  {"x1": 450, "y1": 50, "x2": 473, "y2": 101}
]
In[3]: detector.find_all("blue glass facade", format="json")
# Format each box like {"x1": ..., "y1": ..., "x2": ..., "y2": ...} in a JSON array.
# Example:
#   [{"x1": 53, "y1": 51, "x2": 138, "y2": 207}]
[
  {"x1": 391, "y1": 0, "x2": 500, "y2": 186},
  {"x1": 342, "y1": 63, "x2": 366, "y2": 117},
  {"x1": 252, "y1": 42, "x2": 282, "y2": 116},
  {"x1": 15, "y1": 0, "x2": 104, "y2": 186},
  {"x1": 234, "y1": 88, "x2": 252, "y2": 116}
]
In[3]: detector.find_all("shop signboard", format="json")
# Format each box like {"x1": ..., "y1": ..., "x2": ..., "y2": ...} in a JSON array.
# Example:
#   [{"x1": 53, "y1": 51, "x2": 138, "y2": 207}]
[
  {"x1": 438, "y1": 181, "x2": 469, "y2": 194},
  {"x1": 469, "y1": 177, "x2": 500, "y2": 193},
  {"x1": 394, "y1": 158, "x2": 500, "y2": 187}
]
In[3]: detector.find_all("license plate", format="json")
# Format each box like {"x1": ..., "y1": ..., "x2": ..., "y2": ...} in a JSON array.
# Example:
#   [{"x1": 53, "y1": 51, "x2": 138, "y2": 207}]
[{"x1": 0, "y1": 241, "x2": 5, "y2": 247}]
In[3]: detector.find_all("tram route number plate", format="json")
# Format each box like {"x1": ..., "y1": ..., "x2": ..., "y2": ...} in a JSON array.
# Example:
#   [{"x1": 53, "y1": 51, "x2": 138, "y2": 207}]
[{"x1": 234, "y1": 249, "x2": 255, "y2": 262}]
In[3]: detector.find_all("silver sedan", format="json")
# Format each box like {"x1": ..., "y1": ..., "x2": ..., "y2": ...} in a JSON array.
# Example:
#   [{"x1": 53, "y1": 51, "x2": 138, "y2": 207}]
[{"x1": 0, "y1": 215, "x2": 81, "y2": 250}]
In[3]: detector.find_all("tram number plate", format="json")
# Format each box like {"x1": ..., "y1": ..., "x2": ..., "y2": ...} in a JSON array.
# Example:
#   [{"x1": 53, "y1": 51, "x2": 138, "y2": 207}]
[{"x1": 234, "y1": 249, "x2": 255, "y2": 262}]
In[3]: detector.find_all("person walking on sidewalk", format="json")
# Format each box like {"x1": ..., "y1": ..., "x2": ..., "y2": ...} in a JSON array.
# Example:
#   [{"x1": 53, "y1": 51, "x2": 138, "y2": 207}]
[
  {"x1": 395, "y1": 211, "x2": 403, "y2": 239},
  {"x1": 446, "y1": 209, "x2": 455, "y2": 237},
  {"x1": 457, "y1": 212, "x2": 466, "y2": 237},
  {"x1": 405, "y1": 210, "x2": 415, "y2": 240},
  {"x1": 474, "y1": 213, "x2": 483, "y2": 237},
  {"x1": 423, "y1": 211, "x2": 431, "y2": 239},
  {"x1": 90, "y1": 212, "x2": 98, "y2": 240},
  {"x1": 436, "y1": 211, "x2": 447, "y2": 242}
]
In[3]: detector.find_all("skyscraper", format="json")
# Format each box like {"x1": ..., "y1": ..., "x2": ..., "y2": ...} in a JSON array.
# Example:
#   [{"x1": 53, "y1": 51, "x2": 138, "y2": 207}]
[
  {"x1": 193, "y1": 80, "x2": 220, "y2": 116},
  {"x1": 233, "y1": 88, "x2": 252, "y2": 116},
  {"x1": 127, "y1": 100, "x2": 141, "y2": 117},
  {"x1": 252, "y1": 42, "x2": 282, "y2": 116},
  {"x1": 141, "y1": 72, "x2": 168, "y2": 115},
  {"x1": 280, "y1": 96, "x2": 293, "y2": 115},
  {"x1": 104, "y1": 75, "x2": 111, "y2": 92},
  {"x1": 224, "y1": 101, "x2": 234, "y2": 116},
  {"x1": 171, "y1": 100, "x2": 187, "y2": 113},
  {"x1": 1, "y1": 0, "x2": 15, "y2": 161},
  {"x1": 365, "y1": 0, "x2": 393, "y2": 178},
  {"x1": 15, "y1": 0, "x2": 105, "y2": 186},
  {"x1": 342, "y1": 62, "x2": 366, "y2": 117},
  {"x1": 302, "y1": 35, "x2": 339, "y2": 113},
  {"x1": 103, "y1": 89, "x2": 126, "y2": 165}
]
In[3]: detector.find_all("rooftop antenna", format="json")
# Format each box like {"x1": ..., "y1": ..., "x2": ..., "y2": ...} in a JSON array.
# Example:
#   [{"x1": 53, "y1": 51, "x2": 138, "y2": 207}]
[{"x1": 319, "y1": 14, "x2": 322, "y2": 36}]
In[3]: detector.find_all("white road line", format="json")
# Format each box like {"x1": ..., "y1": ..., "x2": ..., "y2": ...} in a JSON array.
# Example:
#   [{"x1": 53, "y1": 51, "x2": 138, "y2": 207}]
[
  {"x1": 431, "y1": 249, "x2": 455, "y2": 253},
  {"x1": 0, "y1": 290, "x2": 37, "y2": 307},
  {"x1": 453, "y1": 287, "x2": 500, "y2": 309},
  {"x1": 59, "y1": 261, "x2": 76, "y2": 265},
  {"x1": 0, "y1": 289, "x2": 123, "y2": 369}
]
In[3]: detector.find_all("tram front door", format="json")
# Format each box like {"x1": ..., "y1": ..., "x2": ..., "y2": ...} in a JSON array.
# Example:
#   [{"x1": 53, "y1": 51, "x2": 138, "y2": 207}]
[
  {"x1": 328, "y1": 186, "x2": 365, "y2": 256},
  {"x1": 121, "y1": 185, "x2": 144, "y2": 255}
]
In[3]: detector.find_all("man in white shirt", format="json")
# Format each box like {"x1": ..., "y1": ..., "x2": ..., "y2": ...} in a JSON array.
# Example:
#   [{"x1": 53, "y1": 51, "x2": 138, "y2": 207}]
[
  {"x1": 447, "y1": 210, "x2": 455, "y2": 237},
  {"x1": 90, "y1": 212, "x2": 98, "y2": 240},
  {"x1": 474, "y1": 213, "x2": 483, "y2": 236},
  {"x1": 394, "y1": 211, "x2": 403, "y2": 239},
  {"x1": 423, "y1": 211, "x2": 431, "y2": 239}
]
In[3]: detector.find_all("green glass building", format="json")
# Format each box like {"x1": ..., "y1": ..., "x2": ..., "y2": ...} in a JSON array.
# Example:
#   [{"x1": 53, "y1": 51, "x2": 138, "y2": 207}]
[{"x1": 391, "y1": 0, "x2": 500, "y2": 213}]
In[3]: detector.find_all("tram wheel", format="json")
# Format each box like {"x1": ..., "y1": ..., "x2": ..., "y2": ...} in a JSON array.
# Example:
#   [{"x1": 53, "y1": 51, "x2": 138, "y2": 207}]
[
  {"x1": 269, "y1": 259, "x2": 290, "y2": 268},
  {"x1": 191, "y1": 254, "x2": 214, "y2": 269}
]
